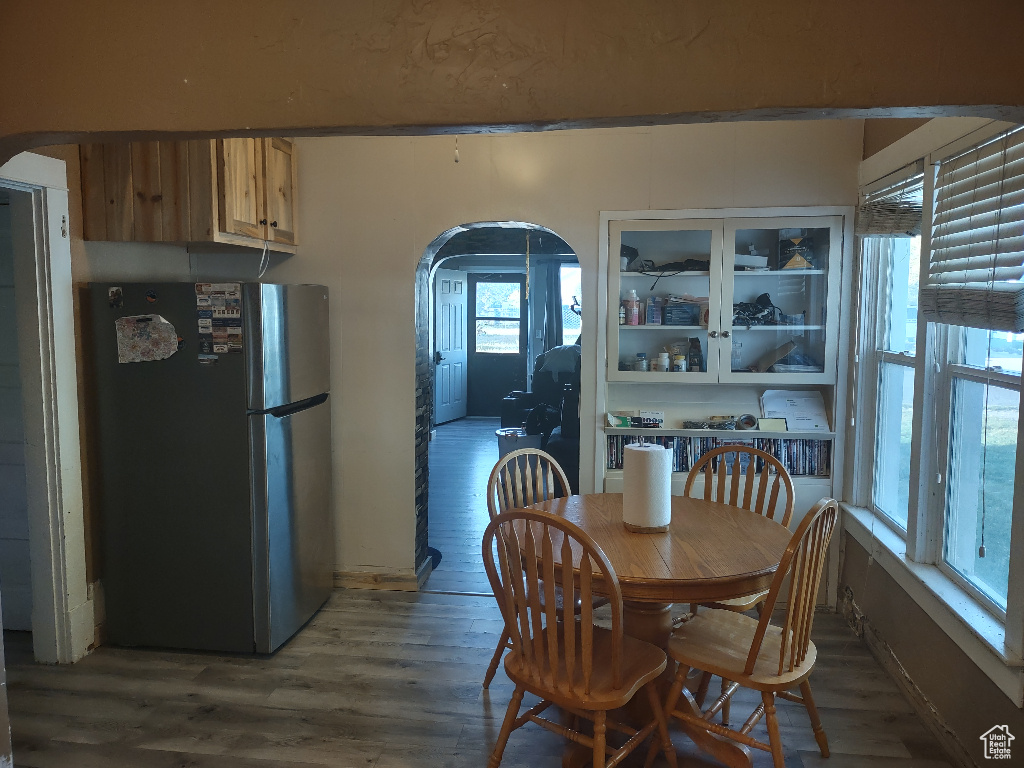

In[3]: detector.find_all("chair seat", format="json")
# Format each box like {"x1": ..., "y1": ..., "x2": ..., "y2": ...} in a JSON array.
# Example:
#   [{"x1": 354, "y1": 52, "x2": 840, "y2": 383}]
[
  {"x1": 701, "y1": 589, "x2": 769, "y2": 612},
  {"x1": 542, "y1": 581, "x2": 610, "y2": 617},
  {"x1": 669, "y1": 608, "x2": 816, "y2": 690},
  {"x1": 505, "y1": 623, "x2": 666, "y2": 711}
]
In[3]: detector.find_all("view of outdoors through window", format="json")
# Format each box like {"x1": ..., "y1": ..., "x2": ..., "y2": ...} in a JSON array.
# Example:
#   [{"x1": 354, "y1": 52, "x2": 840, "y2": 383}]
[
  {"x1": 889, "y1": 237, "x2": 920, "y2": 355},
  {"x1": 873, "y1": 236, "x2": 920, "y2": 528},
  {"x1": 560, "y1": 264, "x2": 582, "y2": 342},
  {"x1": 475, "y1": 281, "x2": 521, "y2": 353},
  {"x1": 945, "y1": 378, "x2": 1018, "y2": 610},
  {"x1": 943, "y1": 327, "x2": 1023, "y2": 611},
  {"x1": 874, "y1": 364, "x2": 914, "y2": 528}
]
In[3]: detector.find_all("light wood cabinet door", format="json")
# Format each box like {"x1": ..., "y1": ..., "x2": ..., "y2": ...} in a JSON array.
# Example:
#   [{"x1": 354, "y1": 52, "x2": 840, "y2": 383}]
[
  {"x1": 263, "y1": 138, "x2": 297, "y2": 245},
  {"x1": 218, "y1": 138, "x2": 265, "y2": 240},
  {"x1": 130, "y1": 141, "x2": 191, "y2": 241}
]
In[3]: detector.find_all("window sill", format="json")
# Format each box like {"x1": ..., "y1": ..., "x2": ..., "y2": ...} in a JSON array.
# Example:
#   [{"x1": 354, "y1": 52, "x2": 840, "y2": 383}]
[{"x1": 841, "y1": 503, "x2": 1024, "y2": 706}]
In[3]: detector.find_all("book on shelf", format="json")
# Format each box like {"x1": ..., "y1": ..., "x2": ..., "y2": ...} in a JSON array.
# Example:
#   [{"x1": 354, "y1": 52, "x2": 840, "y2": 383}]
[{"x1": 606, "y1": 434, "x2": 831, "y2": 477}]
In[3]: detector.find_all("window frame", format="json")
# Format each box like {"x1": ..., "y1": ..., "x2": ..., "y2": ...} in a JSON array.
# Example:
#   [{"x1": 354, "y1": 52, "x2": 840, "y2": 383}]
[{"x1": 852, "y1": 124, "x2": 1024, "y2": 702}]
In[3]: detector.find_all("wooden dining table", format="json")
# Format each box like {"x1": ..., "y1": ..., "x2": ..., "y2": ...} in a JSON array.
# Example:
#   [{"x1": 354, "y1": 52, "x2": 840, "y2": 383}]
[{"x1": 528, "y1": 492, "x2": 792, "y2": 768}]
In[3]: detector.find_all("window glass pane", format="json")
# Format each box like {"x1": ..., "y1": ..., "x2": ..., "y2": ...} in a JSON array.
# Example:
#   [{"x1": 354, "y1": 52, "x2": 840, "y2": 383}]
[
  {"x1": 883, "y1": 236, "x2": 920, "y2": 354},
  {"x1": 944, "y1": 379, "x2": 1018, "y2": 610},
  {"x1": 475, "y1": 282, "x2": 520, "y2": 319},
  {"x1": 475, "y1": 320, "x2": 520, "y2": 353},
  {"x1": 873, "y1": 363, "x2": 915, "y2": 529},
  {"x1": 961, "y1": 327, "x2": 1024, "y2": 376},
  {"x1": 560, "y1": 264, "x2": 582, "y2": 341}
]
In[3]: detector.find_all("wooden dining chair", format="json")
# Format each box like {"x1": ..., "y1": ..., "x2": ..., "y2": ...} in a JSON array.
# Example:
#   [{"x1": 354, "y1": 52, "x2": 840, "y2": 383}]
[
  {"x1": 683, "y1": 444, "x2": 795, "y2": 722},
  {"x1": 647, "y1": 498, "x2": 838, "y2": 768},
  {"x1": 482, "y1": 448, "x2": 607, "y2": 689},
  {"x1": 483, "y1": 509, "x2": 677, "y2": 768}
]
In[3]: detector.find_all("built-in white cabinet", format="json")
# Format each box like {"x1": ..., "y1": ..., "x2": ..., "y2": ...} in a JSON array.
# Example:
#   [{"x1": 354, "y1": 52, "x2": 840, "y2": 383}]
[
  {"x1": 608, "y1": 215, "x2": 843, "y2": 385},
  {"x1": 597, "y1": 207, "x2": 854, "y2": 516}
]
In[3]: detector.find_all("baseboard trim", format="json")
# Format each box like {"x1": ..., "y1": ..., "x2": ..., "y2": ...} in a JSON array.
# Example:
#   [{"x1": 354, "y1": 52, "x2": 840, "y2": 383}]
[
  {"x1": 839, "y1": 585, "x2": 976, "y2": 768},
  {"x1": 334, "y1": 567, "x2": 424, "y2": 592}
]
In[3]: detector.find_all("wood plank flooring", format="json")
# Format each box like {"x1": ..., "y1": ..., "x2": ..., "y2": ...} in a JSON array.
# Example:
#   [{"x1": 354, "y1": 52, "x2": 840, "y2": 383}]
[
  {"x1": 3, "y1": 416, "x2": 954, "y2": 767},
  {"x1": 5, "y1": 591, "x2": 954, "y2": 767},
  {"x1": 423, "y1": 417, "x2": 501, "y2": 596}
]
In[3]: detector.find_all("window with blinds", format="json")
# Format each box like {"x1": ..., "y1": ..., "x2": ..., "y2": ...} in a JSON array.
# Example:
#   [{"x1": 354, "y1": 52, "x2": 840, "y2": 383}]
[
  {"x1": 856, "y1": 165, "x2": 924, "y2": 238},
  {"x1": 919, "y1": 126, "x2": 1024, "y2": 332}
]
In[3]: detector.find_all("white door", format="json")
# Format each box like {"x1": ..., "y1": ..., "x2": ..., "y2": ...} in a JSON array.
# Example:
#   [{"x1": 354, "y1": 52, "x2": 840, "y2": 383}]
[{"x1": 434, "y1": 268, "x2": 468, "y2": 424}]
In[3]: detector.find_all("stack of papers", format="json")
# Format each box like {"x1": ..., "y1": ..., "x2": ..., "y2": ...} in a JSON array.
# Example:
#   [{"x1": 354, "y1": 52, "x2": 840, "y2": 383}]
[{"x1": 760, "y1": 390, "x2": 830, "y2": 432}]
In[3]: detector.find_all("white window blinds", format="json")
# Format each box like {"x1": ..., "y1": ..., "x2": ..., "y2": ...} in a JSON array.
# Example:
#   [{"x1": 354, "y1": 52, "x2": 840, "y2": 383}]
[
  {"x1": 856, "y1": 164, "x2": 924, "y2": 238},
  {"x1": 919, "y1": 127, "x2": 1024, "y2": 332}
]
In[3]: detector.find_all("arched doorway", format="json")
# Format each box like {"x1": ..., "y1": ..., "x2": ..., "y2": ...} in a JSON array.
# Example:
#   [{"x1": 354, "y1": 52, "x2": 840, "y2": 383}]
[{"x1": 413, "y1": 222, "x2": 580, "y2": 592}]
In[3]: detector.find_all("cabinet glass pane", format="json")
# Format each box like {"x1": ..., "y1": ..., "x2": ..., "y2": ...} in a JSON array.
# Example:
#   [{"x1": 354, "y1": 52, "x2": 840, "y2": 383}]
[
  {"x1": 730, "y1": 227, "x2": 830, "y2": 375},
  {"x1": 616, "y1": 228, "x2": 713, "y2": 374}
]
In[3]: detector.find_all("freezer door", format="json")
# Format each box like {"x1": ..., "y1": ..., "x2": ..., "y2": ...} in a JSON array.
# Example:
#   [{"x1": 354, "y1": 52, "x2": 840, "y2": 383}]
[
  {"x1": 250, "y1": 395, "x2": 335, "y2": 652},
  {"x1": 246, "y1": 283, "x2": 331, "y2": 410}
]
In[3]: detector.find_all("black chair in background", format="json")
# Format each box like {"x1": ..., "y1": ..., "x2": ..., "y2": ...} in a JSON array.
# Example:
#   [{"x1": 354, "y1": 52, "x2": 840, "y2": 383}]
[{"x1": 500, "y1": 344, "x2": 581, "y2": 492}]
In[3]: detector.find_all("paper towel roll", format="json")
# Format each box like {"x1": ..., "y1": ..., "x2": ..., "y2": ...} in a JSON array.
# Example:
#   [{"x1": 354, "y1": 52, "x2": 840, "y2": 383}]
[{"x1": 622, "y1": 443, "x2": 672, "y2": 532}]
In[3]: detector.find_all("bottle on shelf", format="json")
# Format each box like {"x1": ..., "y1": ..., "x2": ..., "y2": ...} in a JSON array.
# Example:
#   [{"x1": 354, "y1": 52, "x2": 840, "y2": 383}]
[
  {"x1": 687, "y1": 337, "x2": 705, "y2": 373},
  {"x1": 625, "y1": 289, "x2": 640, "y2": 325},
  {"x1": 618, "y1": 304, "x2": 626, "y2": 325},
  {"x1": 633, "y1": 352, "x2": 648, "y2": 372}
]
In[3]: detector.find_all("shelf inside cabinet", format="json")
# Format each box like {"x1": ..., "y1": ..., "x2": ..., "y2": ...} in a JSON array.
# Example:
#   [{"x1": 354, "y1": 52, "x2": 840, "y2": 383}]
[
  {"x1": 732, "y1": 325, "x2": 824, "y2": 332},
  {"x1": 619, "y1": 324, "x2": 704, "y2": 331},
  {"x1": 733, "y1": 269, "x2": 825, "y2": 276},
  {"x1": 620, "y1": 271, "x2": 710, "y2": 277},
  {"x1": 604, "y1": 427, "x2": 835, "y2": 439}
]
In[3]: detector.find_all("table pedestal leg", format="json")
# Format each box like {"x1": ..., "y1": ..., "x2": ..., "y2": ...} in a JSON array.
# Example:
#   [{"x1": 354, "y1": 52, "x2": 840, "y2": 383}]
[{"x1": 615, "y1": 601, "x2": 673, "y2": 731}]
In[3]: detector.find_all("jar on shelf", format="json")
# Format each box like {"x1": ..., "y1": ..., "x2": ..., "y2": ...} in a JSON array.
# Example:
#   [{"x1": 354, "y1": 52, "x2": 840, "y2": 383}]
[{"x1": 633, "y1": 352, "x2": 649, "y2": 372}]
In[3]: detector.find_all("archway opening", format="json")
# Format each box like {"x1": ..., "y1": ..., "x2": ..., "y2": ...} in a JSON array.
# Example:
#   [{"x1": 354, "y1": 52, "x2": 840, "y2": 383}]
[{"x1": 413, "y1": 222, "x2": 580, "y2": 592}]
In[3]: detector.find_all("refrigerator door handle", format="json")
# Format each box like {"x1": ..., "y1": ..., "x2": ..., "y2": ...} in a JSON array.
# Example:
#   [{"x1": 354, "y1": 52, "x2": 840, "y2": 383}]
[{"x1": 254, "y1": 392, "x2": 329, "y2": 419}]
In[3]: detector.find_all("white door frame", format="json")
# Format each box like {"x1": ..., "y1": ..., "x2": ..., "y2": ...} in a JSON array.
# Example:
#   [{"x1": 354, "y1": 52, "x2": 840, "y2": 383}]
[{"x1": 0, "y1": 152, "x2": 92, "y2": 663}]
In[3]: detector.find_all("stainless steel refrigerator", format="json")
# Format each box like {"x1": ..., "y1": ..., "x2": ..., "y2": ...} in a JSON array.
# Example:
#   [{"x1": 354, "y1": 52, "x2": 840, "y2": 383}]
[{"x1": 88, "y1": 282, "x2": 334, "y2": 653}]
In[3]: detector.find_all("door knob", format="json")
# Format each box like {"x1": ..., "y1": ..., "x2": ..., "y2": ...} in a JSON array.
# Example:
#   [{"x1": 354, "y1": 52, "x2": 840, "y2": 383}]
[
  {"x1": 270, "y1": 221, "x2": 278, "y2": 228},
  {"x1": 708, "y1": 330, "x2": 719, "y2": 338},
  {"x1": 259, "y1": 218, "x2": 267, "y2": 225},
  {"x1": 721, "y1": 330, "x2": 731, "y2": 338},
  {"x1": 433, "y1": 350, "x2": 444, "y2": 365}
]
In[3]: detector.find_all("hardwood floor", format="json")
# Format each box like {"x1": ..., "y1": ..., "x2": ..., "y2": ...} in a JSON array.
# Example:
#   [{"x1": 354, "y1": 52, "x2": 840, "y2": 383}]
[
  {"x1": 422, "y1": 417, "x2": 501, "y2": 596},
  {"x1": 5, "y1": 592, "x2": 953, "y2": 767},
  {"x1": 3, "y1": 417, "x2": 954, "y2": 767}
]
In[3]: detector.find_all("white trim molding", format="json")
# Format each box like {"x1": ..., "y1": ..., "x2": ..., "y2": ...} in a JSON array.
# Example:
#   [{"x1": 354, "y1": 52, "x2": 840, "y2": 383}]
[{"x1": 1, "y1": 153, "x2": 93, "y2": 663}]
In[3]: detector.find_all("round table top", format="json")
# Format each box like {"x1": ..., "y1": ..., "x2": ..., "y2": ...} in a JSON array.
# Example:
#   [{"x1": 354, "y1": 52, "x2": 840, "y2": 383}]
[{"x1": 530, "y1": 493, "x2": 792, "y2": 604}]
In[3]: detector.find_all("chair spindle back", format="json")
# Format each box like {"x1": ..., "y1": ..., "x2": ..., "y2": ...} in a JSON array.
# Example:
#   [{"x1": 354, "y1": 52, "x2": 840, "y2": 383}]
[
  {"x1": 743, "y1": 498, "x2": 839, "y2": 677},
  {"x1": 684, "y1": 445, "x2": 795, "y2": 527},
  {"x1": 482, "y1": 510, "x2": 625, "y2": 694},
  {"x1": 487, "y1": 448, "x2": 571, "y2": 519}
]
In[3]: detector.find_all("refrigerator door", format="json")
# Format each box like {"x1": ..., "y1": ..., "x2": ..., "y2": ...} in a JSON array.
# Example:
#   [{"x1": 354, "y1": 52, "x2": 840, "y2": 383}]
[
  {"x1": 250, "y1": 394, "x2": 335, "y2": 652},
  {"x1": 88, "y1": 282, "x2": 255, "y2": 652},
  {"x1": 245, "y1": 284, "x2": 331, "y2": 410}
]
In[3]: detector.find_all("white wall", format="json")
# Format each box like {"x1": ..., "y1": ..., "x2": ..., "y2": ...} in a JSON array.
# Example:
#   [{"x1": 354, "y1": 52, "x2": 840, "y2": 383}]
[
  {"x1": 69, "y1": 122, "x2": 862, "y2": 580},
  {"x1": 259, "y1": 120, "x2": 863, "y2": 577},
  {"x1": 0, "y1": 202, "x2": 31, "y2": 631}
]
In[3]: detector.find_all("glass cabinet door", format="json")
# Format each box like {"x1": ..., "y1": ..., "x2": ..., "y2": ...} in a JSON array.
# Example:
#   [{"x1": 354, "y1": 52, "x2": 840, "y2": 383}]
[
  {"x1": 722, "y1": 216, "x2": 842, "y2": 384},
  {"x1": 609, "y1": 219, "x2": 723, "y2": 382}
]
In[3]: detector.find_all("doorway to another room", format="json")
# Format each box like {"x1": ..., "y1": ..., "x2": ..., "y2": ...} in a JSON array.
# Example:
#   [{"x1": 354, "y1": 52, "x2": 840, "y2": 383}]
[{"x1": 419, "y1": 223, "x2": 581, "y2": 595}]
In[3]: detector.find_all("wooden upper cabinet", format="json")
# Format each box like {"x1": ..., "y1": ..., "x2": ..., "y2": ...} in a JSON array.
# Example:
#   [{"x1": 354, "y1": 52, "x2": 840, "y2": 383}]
[
  {"x1": 263, "y1": 138, "x2": 297, "y2": 246},
  {"x1": 218, "y1": 138, "x2": 266, "y2": 241},
  {"x1": 80, "y1": 138, "x2": 297, "y2": 251}
]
